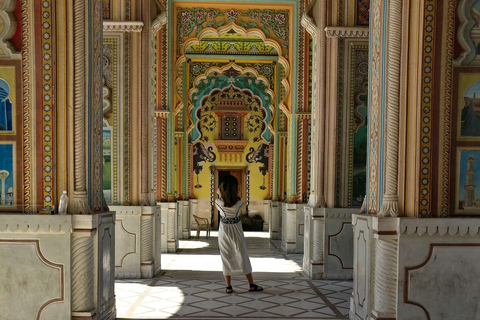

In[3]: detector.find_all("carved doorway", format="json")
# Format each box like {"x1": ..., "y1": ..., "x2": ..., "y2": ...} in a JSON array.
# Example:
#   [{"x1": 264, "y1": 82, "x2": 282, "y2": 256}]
[{"x1": 212, "y1": 165, "x2": 247, "y2": 229}]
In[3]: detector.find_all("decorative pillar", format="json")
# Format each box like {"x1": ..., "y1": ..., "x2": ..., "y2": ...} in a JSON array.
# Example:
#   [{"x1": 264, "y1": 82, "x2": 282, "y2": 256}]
[
  {"x1": 302, "y1": 0, "x2": 327, "y2": 208},
  {"x1": 378, "y1": 0, "x2": 402, "y2": 217},
  {"x1": 282, "y1": 203, "x2": 297, "y2": 253},
  {"x1": 178, "y1": 200, "x2": 190, "y2": 239},
  {"x1": 167, "y1": 202, "x2": 178, "y2": 252},
  {"x1": 71, "y1": 225, "x2": 95, "y2": 317},
  {"x1": 263, "y1": 200, "x2": 271, "y2": 232},
  {"x1": 140, "y1": 208, "x2": 154, "y2": 277},
  {"x1": 70, "y1": 0, "x2": 91, "y2": 214},
  {"x1": 269, "y1": 201, "x2": 281, "y2": 239},
  {"x1": 371, "y1": 217, "x2": 398, "y2": 319},
  {"x1": 303, "y1": 206, "x2": 325, "y2": 279}
]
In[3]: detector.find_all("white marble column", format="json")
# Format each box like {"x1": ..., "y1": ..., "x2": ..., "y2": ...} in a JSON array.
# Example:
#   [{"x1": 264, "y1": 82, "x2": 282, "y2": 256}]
[
  {"x1": 303, "y1": 206, "x2": 325, "y2": 279},
  {"x1": 140, "y1": 207, "x2": 154, "y2": 277},
  {"x1": 263, "y1": 200, "x2": 271, "y2": 232},
  {"x1": 269, "y1": 201, "x2": 281, "y2": 239},
  {"x1": 178, "y1": 200, "x2": 190, "y2": 239},
  {"x1": 71, "y1": 223, "x2": 95, "y2": 316},
  {"x1": 302, "y1": 0, "x2": 327, "y2": 208},
  {"x1": 70, "y1": 0, "x2": 91, "y2": 214},
  {"x1": 371, "y1": 217, "x2": 398, "y2": 319},
  {"x1": 167, "y1": 202, "x2": 178, "y2": 252},
  {"x1": 378, "y1": 0, "x2": 402, "y2": 217}
]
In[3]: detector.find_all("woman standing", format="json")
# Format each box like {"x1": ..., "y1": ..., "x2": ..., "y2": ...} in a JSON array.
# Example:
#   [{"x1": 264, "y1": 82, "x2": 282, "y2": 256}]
[{"x1": 215, "y1": 175, "x2": 263, "y2": 294}]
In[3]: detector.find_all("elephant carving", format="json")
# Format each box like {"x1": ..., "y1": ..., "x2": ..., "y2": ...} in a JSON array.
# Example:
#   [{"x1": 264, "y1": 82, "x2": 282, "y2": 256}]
[
  {"x1": 246, "y1": 143, "x2": 270, "y2": 190},
  {"x1": 192, "y1": 142, "x2": 217, "y2": 188}
]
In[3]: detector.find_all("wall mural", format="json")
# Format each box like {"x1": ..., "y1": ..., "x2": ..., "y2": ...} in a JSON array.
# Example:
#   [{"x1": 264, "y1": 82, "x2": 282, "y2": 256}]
[
  {"x1": 351, "y1": 47, "x2": 369, "y2": 207},
  {"x1": 176, "y1": 8, "x2": 290, "y2": 58},
  {"x1": 190, "y1": 65, "x2": 273, "y2": 143},
  {"x1": 357, "y1": 0, "x2": 370, "y2": 26},
  {"x1": 0, "y1": 143, "x2": 13, "y2": 206},
  {"x1": 456, "y1": 149, "x2": 480, "y2": 214},
  {"x1": 192, "y1": 141, "x2": 216, "y2": 189},
  {"x1": 246, "y1": 143, "x2": 270, "y2": 190},
  {"x1": 0, "y1": 79, "x2": 12, "y2": 131},
  {"x1": 171, "y1": 1, "x2": 302, "y2": 204},
  {"x1": 460, "y1": 78, "x2": 480, "y2": 137}
]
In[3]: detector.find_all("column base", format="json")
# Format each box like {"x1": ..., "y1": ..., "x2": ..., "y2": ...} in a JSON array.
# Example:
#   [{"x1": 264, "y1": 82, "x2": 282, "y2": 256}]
[
  {"x1": 141, "y1": 262, "x2": 154, "y2": 278},
  {"x1": 371, "y1": 310, "x2": 396, "y2": 320},
  {"x1": 72, "y1": 310, "x2": 96, "y2": 320}
]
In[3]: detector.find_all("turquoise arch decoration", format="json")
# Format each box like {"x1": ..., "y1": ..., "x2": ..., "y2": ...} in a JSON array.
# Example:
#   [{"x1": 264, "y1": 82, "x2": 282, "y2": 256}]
[{"x1": 189, "y1": 72, "x2": 273, "y2": 142}]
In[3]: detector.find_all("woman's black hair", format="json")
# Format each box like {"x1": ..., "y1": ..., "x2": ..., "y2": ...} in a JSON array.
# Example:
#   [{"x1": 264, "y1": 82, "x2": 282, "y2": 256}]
[{"x1": 218, "y1": 175, "x2": 239, "y2": 207}]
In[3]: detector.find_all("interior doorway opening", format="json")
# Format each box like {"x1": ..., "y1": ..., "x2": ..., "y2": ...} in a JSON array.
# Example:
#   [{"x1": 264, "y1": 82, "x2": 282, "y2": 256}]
[{"x1": 211, "y1": 165, "x2": 248, "y2": 229}]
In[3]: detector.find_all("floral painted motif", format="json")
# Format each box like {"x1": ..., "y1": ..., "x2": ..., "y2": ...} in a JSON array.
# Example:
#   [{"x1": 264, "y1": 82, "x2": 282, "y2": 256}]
[
  {"x1": 225, "y1": 9, "x2": 241, "y2": 21},
  {"x1": 176, "y1": 7, "x2": 290, "y2": 57}
]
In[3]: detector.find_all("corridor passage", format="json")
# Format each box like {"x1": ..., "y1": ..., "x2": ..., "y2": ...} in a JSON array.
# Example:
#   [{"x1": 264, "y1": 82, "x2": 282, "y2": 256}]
[{"x1": 115, "y1": 232, "x2": 352, "y2": 319}]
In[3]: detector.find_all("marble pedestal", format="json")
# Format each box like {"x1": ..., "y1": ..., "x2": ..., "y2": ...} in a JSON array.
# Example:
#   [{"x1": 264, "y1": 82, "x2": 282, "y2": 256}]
[
  {"x1": 303, "y1": 207, "x2": 356, "y2": 279},
  {"x1": 281, "y1": 203, "x2": 306, "y2": 253},
  {"x1": 112, "y1": 205, "x2": 161, "y2": 279},
  {"x1": 158, "y1": 202, "x2": 178, "y2": 253},
  {"x1": 269, "y1": 201, "x2": 282, "y2": 240},
  {"x1": 0, "y1": 212, "x2": 116, "y2": 320},
  {"x1": 350, "y1": 214, "x2": 480, "y2": 320}
]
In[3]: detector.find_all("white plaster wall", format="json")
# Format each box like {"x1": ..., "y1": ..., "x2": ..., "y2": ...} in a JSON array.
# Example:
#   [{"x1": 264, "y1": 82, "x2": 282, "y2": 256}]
[
  {"x1": 111, "y1": 205, "x2": 141, "y2": 278},
  {"x1": 0, "y1": 214, "x2": 72, "y2": 320}
]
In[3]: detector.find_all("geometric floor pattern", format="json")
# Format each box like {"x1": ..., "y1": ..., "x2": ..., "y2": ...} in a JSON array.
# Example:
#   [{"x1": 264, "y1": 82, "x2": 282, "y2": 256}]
[{"x1": 116, "y1": 232, "x2": 352, "y2": 320}]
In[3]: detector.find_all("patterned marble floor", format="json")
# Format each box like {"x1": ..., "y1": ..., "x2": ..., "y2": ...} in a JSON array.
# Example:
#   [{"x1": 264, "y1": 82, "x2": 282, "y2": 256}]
[{"x1": 115, "y1": 231, "x2": 352, "y2": 320}]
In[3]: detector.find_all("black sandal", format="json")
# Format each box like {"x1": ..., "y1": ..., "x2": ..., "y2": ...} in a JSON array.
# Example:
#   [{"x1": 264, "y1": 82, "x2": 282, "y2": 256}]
[
  {"x1": 249, "y1": 283, "x2": 263, "y2": 292},
  {"x1": 225, "y1": 285, "x2": 233, "y2": 294}
]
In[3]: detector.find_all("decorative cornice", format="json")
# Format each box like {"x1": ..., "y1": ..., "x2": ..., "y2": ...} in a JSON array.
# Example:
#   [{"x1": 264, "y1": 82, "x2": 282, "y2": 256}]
[
  {"x1": 103, "y1": 21, "x2": 144, "y2": 33},
  {"x1": 151, "y1": 0, "x2": 167, "y2": 33},
  {"x1": 325, "y1": 26, "x2": 369, "y2": 38},
  {"x1": 109, "y1": 205, "x2": 142, "y2": 216},
  {"x1": 324, "y1": 208, "x2": 358, "y2": 219},
  {"x1": 296, "y1": 112, "x2": 311, "y2": 120},
  {"x1": 0, "y1": 222, "x2": 72, "y2": 234},
  {"x1": 154, "y1": 110, "x2": 170, "y2": 118},
  {"x1": 399, "y1": 218, "x2": 480, "y2": 236},
  {"x1": 214, "y1": 140, "x2": 249, "y2": 162},
  {"x1": 301, "y1": 0, "x2": 318, "y2": 36}
]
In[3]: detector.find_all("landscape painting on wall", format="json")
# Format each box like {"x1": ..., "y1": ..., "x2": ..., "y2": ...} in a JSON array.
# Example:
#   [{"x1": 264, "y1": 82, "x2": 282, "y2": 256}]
[
  {"x1": 456, "y1": 148, "x2": 480, "y2": 215},
  {"x1": 0, "y1": 143, "x2": 14, "y2": 206}
]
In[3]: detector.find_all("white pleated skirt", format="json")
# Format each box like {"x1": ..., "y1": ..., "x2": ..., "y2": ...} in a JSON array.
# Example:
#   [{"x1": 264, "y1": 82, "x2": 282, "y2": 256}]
[{"x1": 218, "y1": 221, "x2": 252, "y2": 276}]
